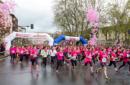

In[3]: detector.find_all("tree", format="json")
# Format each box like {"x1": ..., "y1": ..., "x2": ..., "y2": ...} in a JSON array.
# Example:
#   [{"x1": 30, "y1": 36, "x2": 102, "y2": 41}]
[
  {"x1": 0, "y1": 1, "x2": 17, "y2": 42},
  {"x1": 107, "y1": 0, "x2": 130, "y2": 41},
  {"x1": 54, "y1": 0, "x2": 107, "y2": 38}
]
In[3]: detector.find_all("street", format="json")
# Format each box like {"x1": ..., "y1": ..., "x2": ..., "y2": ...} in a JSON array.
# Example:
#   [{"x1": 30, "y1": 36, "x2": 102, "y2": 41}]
[{"x1": 0, "y1": 58, "x2": 130, "y2": 85}]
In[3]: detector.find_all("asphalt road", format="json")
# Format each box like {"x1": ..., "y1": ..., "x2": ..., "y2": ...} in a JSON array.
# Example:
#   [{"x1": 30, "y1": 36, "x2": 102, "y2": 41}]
[{"x1": 0, "y1": 58, "x2": 130, "y2": 85}]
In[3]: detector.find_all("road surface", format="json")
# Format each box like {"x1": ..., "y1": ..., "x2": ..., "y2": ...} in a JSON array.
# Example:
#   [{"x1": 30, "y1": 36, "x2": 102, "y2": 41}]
[{"x1": 0, "y1": 58, "x2": 130, "y2": 85}]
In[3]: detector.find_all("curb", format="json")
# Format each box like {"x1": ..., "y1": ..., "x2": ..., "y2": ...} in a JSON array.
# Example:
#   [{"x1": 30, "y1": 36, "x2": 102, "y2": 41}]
[{"x1": 0, "y1": 56, "x2": 8, "y2": 62}]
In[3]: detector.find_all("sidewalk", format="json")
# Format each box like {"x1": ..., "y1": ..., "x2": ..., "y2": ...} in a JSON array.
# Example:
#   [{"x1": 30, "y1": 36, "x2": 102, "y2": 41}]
[{"x1": 0, "y1": 55, "x2": 8, "y2": 62}]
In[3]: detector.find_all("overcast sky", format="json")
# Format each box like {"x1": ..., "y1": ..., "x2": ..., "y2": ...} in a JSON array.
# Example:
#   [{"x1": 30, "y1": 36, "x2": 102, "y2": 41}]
[{"x1": 13, "y1": 0, "x2": 57, "y2": 33}]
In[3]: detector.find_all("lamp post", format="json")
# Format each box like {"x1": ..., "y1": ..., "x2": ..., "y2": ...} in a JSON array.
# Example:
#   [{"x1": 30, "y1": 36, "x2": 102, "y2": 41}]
[{"x1": 18, "y1": 24, "x2": 34, "y2": 32}]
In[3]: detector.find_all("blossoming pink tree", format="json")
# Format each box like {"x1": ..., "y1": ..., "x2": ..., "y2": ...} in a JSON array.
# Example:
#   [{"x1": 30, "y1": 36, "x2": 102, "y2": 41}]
[
  {"x1": 0, "y1": 0, "x2": 15, "y2": 27},
  {"x1": 0, "y1": 0, "x2": 15, "y2": 38}
]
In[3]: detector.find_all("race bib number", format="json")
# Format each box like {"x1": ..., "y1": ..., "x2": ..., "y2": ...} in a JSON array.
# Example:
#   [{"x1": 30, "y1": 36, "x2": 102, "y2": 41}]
[{"x1": 102, "y1": 57, "x2": 107, "y2": 62}]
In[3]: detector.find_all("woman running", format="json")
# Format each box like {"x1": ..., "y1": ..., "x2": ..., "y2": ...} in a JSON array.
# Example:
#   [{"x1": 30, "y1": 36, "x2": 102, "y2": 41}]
[
  {"x1": 30, "y1": 46, "x2": 39, "y2": 73},
  {"x1": 19, "y1": 46, "x2": 25, "y2": 63},
  {"x1": 70, "y1": 47, "x2": 78, "y2": 69},
  {"x1": 40, "y1": 47, "x2": 48, "y2": 67},
  {"x1": 10, "y1": 45, "x2": 17, "y2": 63},
  {"x1": 84, "y1": 48, "x2": 94, "y2": 73},
  {"x1": 108, "y1": 49, "x2": 118, "y2": 71},
  {"x1": 98, "y1": 48, "x2": 109, "y2": 79},
  {"x1": 50, "y1": 47, "x2": 57, "y2": 65},
  {"x1": 118, "y1": 49, "x2": 130, "y2": 72},
  {"x1": 56, "y1": 47, "x2": 64, "y2": 72}
]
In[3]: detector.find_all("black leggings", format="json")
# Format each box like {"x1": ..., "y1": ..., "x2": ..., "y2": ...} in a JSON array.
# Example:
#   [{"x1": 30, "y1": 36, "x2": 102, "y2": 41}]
[
  {"x1": 92, "y1": 56, "x2": 96, "y2": 64},
  {"x1": 31, "y1": 58, "x2": 38, "y2": 66},
  {"x1": 119, "y1": 61, "x2": 130, "y2": 71},
  {"x1": 42, "y1": 57, "x2": 47, "y2": 67},
  {"x1": 85, "y1": 62, "x2": 92, "y2": 66},
  {"x1": 51, "y1": 56, "x2": 55, "y2": 64},
  {"x1": 71, "y1": 60, "x2": 77, "y2": 67},
  {"x1": 56, "y1": 60, "x2": 63, "y2": 70},
  {"x1": 10, "y1": 54, "x2": 16, "y2": 61},
  {"x1": 20, "y1": 54, "x2": 24, "y2": 62},
  {"x1": 108, "y1": 61, "x2": 117, "y2": 68}
]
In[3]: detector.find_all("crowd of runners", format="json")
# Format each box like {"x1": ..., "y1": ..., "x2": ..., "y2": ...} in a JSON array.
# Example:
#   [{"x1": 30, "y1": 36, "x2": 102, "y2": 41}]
[{"x1": 9, "y1": 44, "x2": 130, "y2": 79}]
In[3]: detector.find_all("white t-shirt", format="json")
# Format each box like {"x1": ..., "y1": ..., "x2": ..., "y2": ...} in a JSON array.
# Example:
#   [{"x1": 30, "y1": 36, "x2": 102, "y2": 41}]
[
  {"x1": 40, "y1": 50, "x2": 48, "y2": 58},
  {"x1": 50, "y1": 50, "x2": 57, "y2": 56}
]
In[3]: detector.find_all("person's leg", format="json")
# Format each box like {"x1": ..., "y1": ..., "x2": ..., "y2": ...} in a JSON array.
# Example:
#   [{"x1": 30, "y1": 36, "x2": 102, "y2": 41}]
[
  {"x1": 104, "y1": 66, "x2": 109, "y2": 79},
  {"x1": 20, "y1": 54, "x2": 23, "y2": 63},
  {"x1": 74, "y1": 60, "x2": 77, "y2": 66},
  {"x1": 108, "y1": 61, "x2": 112, "y2": 66},
  {"x1": 60, "y1": 60, "x2": 62, "y2": 68},
  {"x1": 12, "y1": 54, "x2": 16, "y2": 62},
  {"x1": 92, "y1": 56, "x2": 96, "y2": 64},
  {"x1": 53, "y1": 57, "x2": 55, "y2": 64},
  {"x1": 44, "y1": 58, "x2": 47, "y2": 67},
  {"x1": 26, "y1": 54, "x2": 29, "y2": 62},
  {"x1": 56, "y1": 60, "x2": 60, "y2": 71},
  {"x1": 100, "y1": 62, "x2": 104, "y2": 70},
  {"x1": 31, "y1": 59, "x2": 35, "y2": 73},
  {"x1": 42, "y1": 58, "x2": 44, "y2": 65},
  {"x1": 12, "y1": 54, "x2": 14, "y2": 62},
  {"x1": 51, "y1": 56, "x2": 54, "y2": 64},
  {"x1": 118, "y1": 62, "x2": 126, "y2": 70},
  {"x1": 127, "y1": 61, "x2": 130, "y2": 72},
  {"x1": 71, "y1": 60, "x2": 74, "y2": 69},
  {"x1": 85, "y1": 62, "x2": 88, "y2": 66},
  {"x1": 89, "y1": 62, "x2": 93, "y2": 73},
  {"x1": 42, "y1": 58, "x2": 47, "y2": 67},
  {"x1": 112, "y1": 61, "x2": 117, "y2": 71},
  {"x1": 10, "y1": 54, "x2": 13, "y2": 62}
]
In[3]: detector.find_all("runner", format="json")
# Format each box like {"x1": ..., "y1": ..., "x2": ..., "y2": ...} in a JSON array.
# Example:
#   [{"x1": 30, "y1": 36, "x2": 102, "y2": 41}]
[
  {"x1": 30, "y1": 46, "x2": 38, "y2": 72},
  {"x1": 97, "y1": 48, "x2": 110, "y2": 79},
  {"x1": 70, "y1": 47, "x2": 78, "y2": 69},
  {"x1": 56, "y1": 47, "x2": 64, "y2": 72},
  {"x1": 50, "y1": 47, "x2": 57, "y2": 65},
  {"x1": 108, "y1": 49, "x2": 118, "y2": 71},
  {"x1": 118, "y1": 49, "x2": 130, "y2": 72},
  {"x1": 10, "y1": 45, "x2": 17, "y2": 63},
  {"x1": 19, "y1": 46, "x2": 25, "y2": 63},
  {"x1": 84, "y1": 48, "x2": 94, "y2": 73},
  {"x1": 40, "y1": 47, "x2": 48, "y2": 67}
]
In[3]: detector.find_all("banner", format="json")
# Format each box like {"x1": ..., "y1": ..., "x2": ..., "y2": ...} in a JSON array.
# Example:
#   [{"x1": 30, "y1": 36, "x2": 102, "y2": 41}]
[{"x1": 4, "y1": 32, "x2": 54, "y2": 51}]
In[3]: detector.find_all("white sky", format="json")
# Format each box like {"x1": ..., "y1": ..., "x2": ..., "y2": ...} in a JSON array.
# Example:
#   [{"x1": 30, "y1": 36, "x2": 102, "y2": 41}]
[{"x1": 12, "y1": 0, "x2": 57, "y2": 33}]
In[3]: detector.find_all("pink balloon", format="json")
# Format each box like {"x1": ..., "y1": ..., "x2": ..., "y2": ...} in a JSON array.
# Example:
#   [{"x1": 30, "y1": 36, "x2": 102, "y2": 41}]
[
  {"x1": 86, "y1": 7, "x2": 99, "y2": 46},
  {"x1": 86, "y1": 8, "x2": 99, "y2": 28}
]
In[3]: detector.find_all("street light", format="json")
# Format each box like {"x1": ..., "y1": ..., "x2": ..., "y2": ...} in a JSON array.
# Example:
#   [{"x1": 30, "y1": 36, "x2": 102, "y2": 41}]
[{"x1": 19, "y1": 24, "x2": 34, "y2": 32}]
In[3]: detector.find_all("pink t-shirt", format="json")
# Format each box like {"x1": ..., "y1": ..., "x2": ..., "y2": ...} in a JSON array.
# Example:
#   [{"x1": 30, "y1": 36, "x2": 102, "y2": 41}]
[
  {"x1": 84, "y1": 51, "x2": 92, "y2": 63},
  {"x1": 30, "y1": 48, "x2": 38, "y2": 58},
  {"x1": 71, "y1": 51, "x2": 78, "y2": 57},
  {"x1": 99, "y1": 51, "x2": 107, "y2": 63},
  {"x1": 19, "y1": 48, "x2": 25, "y2": 54},
  {"x1": 10, "y1": 47, "x2": 16, "y2": 54},
  {"x1": 57, "y1": 52, "x2": 64, "y2": 60},
  {"x1": 110, "y1": 52, "x2": 116, "y2": 61},
  {"x1": 64, "y1": 48, "x2": 68, "y2": 53},
  {"x1": 123, "y1": 51, "x2": 128, "y2": 62}
]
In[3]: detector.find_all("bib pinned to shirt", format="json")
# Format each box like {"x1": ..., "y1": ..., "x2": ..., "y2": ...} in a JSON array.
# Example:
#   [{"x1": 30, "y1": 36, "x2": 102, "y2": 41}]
[{"x1": 102, "y1": 57, "x2": 107, "y2": 63}]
